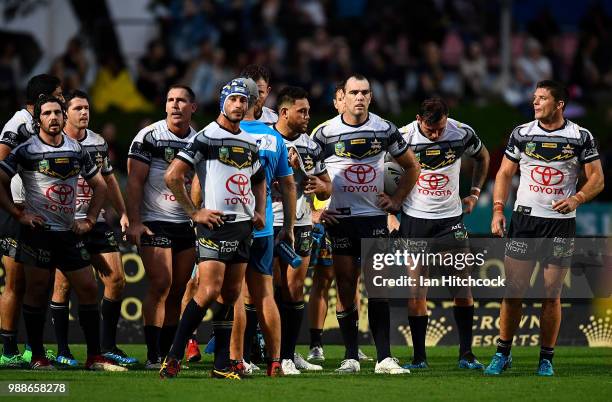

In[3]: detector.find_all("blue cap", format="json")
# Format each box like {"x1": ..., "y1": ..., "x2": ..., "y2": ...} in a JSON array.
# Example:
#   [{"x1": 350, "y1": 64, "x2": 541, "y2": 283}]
[{"x1": 220, "y1": 79, "x2": 250, "y2": 116}]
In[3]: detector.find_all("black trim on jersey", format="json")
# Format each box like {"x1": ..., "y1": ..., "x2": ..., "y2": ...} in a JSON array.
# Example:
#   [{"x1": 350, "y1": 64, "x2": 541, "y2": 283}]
[
  {"x1": 76, "y1": 131, "x2": 88, "y2": 143},
  {"x1": 215, "y1": 121, "x2": 241, "y2": 135},
  {"x1": 504, "y1": 153, "x2": 520, "y2": 163},
  {"x1": 175, "y1": 154, "x2": 194, "y2": 168},
  {"x1": 37, "y1": 134, "x2": 65, "y2": 148},
  {"x1": 127, "y1": 152, "x2": 151, "y2": 165},
  {"x1": 340, "y1": 114, "x2": 370, "y2": 128},
  {"x1": 537, "y1": 119, "x2": 568, "y2": 133},
  {"x1": 82, "y1": 165, "x2": 100, "y2": 180},
  {"x1": 251, "y1": 166, "x2": 265, "y2": 184},
  {"x1": 0, "y1": 160, "x2": 14, "y2": 177}
]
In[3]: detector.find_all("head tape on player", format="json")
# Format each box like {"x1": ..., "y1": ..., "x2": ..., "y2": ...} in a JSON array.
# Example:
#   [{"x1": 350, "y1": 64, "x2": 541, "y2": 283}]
[{"x1": 219, "y1": 79, "x2": 250, "y2": 118}]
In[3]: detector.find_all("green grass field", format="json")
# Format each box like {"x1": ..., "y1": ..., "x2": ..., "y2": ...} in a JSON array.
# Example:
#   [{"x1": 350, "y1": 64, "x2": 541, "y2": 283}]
[{"x1": 1, "y1": 345, "x2": 611, "y2": 401}]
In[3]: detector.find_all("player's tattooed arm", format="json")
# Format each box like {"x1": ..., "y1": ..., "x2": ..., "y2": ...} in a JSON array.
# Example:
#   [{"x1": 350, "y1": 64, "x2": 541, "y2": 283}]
[
  {"x1": 491, "y1": 156, "x2": 518, "y2": 237},
  {"x1": 463, "y1": 145, "x2": 490, "y2": 214},
  {"x1": 277, "y1": 174, "x2": 297, "y2": 246},
  {"x1": 165, "y1": 158, "x2": 198, "y2": 218}
]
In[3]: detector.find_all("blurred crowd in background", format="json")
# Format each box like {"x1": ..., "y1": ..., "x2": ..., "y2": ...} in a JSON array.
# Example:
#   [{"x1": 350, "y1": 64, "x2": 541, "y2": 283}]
[{"x1": 0, "y1": 0, "x2": 611, "y2": 207}]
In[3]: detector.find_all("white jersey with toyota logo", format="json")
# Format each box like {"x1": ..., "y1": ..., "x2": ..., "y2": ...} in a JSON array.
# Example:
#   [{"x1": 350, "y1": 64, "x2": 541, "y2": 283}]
[
  {"x1": 128, "y1": 120, "x2": 197, "y2": 223},
  {"x1": 272, "y1": 132, "x2": 326, "y2": 226},
  {"x1": 1, "y1": 109, "x2": 36, "y2": 204},
  {"x1": 505, "y1": 119, "x2": 599, "y2": 219},
  {"x1": 177, "y1": 122, "x2": 263, "y2": 222},
  {"x1": 75, "y1": 129, "x2": 114, "y2": 221},
  {"x1": 312, "y1": 113, "x2": 408, "y2": 217},
  {"x1": 0, "y1": 134, "x2": 98, "y2": 231},
  {"x1": 399, "y1": 118, "x2": 482, "y2": 219}
]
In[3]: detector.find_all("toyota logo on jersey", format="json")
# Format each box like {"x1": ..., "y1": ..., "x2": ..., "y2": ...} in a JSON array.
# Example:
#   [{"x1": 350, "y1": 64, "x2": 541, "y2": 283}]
[
  {"x1": 77, "y1": 178, "x2": 92, "y2": 197},
  {"x1": 344, "y1": 164, "x2": 376, "y2": 184},
  {"x1": 46, "y1": 184, "x2": 75, "y2": 205},
  {"x1": 530, "y1": 166, "x2": 564, "y2": 186},
  {"x1": 226, "y1": 174, "x2": 251, "y2": 196},
  {"x1": 417, "y1": 173, "x2": 449, "y2": 190}
]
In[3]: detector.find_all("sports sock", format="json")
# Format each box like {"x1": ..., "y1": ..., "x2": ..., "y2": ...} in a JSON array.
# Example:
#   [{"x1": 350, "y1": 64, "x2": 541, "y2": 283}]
[
  {"x1": 280, "y1": 301, "x2": 304, "y2": 360},
  {"x1": 243, "y1": 303, "x2": 258, "y2": 362},
  {"x1": 368, "y1": 299, "x2": 391, "y2": 362},
  {"x1": 496, "y1": 338, "x2": 512, "y2": 357},
  {"x1": 0, "y1": 329, "x2": 19, "y2": 356},
  {"x1": 540, "y1": 346, "x2": 554, "y2": 363},
  {"x1": 212, "y1": 301, "x2": 234, "y2": 370},
  {"x1": 309, "y1": 328, "x2": 323, "y2": 349},
  {"x1": 100, "y1": 298, "x2": 121, "y2": 352},
  {"x1": 50, "y1": 301, "x2": 71, "y2": 356},
  {"x1": 453, "y1": 305, "x2": 474, "y2": 357},
  {"x1": 78, "y1": 304, "x2": 101, "y2": 357},
  {"x1": 144, "y1": 325, "x2": 161, "y2": 362},
  {"x1": 159, "y1": 325, "x2": 178, "y2": 358},
  {"x1": 22, "y1": 304, "x2": 46, "y2": 358},
  {"x1": 167, "y1": 299, "x2": 206, "y2": 360},
  {"x1": 408, "y1": 315, "x2": 428, "y2": 363},
  {"x1": 336, "y1": 304, "x2": 359, "y2": 360}
]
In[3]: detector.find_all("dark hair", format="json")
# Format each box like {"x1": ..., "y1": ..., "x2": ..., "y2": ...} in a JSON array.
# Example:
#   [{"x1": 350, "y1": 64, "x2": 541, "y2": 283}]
[
  {"x1": 33, "y1": 95, "x2": 66, "y2": 123},
  {"x1": 536, "y1": 80, "x2": 568, "y2": 110},
  {"x1": 334, "y1": 80, "x2": 345, "y2": 98},
  {"x1": 64, "y1": 89, "x2": 89, "y2": 107},
  {"x1": 239, "y1": 64, "x2": 271, "y2": 84},
  {"x1": 277, "y1": 86, "x2": 308, "y2": 109},
  {"x1": 168, "y1": 85, "x2": 196, "y2": 103},
  {"x1": 343, "y1": 74, "x2": 369, "y2": 91},
  {"x1": 418, "y1": 98, "x2": 449, "y2": 125},
  {"x1": 26, "y1": 74, "x2": 61, "y2": 105}
]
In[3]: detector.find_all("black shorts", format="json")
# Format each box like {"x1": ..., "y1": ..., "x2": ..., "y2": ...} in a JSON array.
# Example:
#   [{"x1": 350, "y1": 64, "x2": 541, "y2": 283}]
[
  {"x1": 0, "y1": 210, "x2": 20, "y2": 258},
  {"x1": 16, "y1": 227, "x2": 90, "y2": 271},
  {"x1": 140, "y1": 221, "x2": 195, "y2": 253},
  {"x1": 505, "y1": 211, "x2": 575, "y2": 267},
  {"x1": 196, "y1": 221, "x2": 253, "y2": 263},
  {"x1": 274, "y1": 225, "x2": 314, "y2": 257},
  {"x1": 83, "y1": 222, "x2": 119, "y2": 254},
  {"x1": 326, "y1": 215, "x2": 388, "y2": 257},
  {"x1": 399, "y1": 213, "x2": 469, "y2": 251}
]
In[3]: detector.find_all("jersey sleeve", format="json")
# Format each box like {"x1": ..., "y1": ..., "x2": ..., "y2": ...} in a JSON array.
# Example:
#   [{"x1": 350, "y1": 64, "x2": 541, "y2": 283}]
[
  {"x1": 128, "y1": 129, "x2": 154, "y2": 164},
  {"x1": 176, "y1": 133, "x2": 207, "y2": 167},
  {"x1": 578, "y1": 129, "x2": 600, "y2": 164},
  {"x1": 463, "y1": 125, "x2": 483, "y2": 157},
  {"x1": 0, "y1": 123, "x2": 30, "y2": 149},
  {"x1": 275, "y1": 137, "x2": 293, "y2": 178},
  {"x1": 80, "y1": 146, "x2": 99, "y2": 180},
  {"x1": 504, "y1": 127, "x2": 521, "y2": 162},
  {"x1": 386, "y1": 122, "x2": 409, "y2": 157},
  {"x1": 313, "y1": 143, "x2": 327, "y2": 176},
  {"x1": 0, "y1": 148, "x2": 21, "y2": 177},
  {"x1": 100, "y1": 142, "x2": 114, "y2": 175}
]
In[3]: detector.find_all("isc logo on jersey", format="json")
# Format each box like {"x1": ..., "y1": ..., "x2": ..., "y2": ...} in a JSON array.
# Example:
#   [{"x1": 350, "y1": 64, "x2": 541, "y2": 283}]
[
  {"x1": 342, "y1": 164, "x2": 378, "y2": 193},
  {"x1": 225, "y1": 173, "x2": 252, "y2": 205},
  {"x1": 416, "y1": 173, "x2": 451, "y2": 197},
  {"x1": 528, "y1": 165, "x2": 565, "y2": 195},
  {"x1": 44, "y1": 183, "x2": 75, "y2": 214}
]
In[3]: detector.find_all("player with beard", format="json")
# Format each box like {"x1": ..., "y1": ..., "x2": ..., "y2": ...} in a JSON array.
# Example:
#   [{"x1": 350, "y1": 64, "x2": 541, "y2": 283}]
[
  {"x1": 0, "y1": 74, "x2": 63, "y2": 367},
  {"x1": 0, "y1": 96, "x2": 125, "y2": 371},
  {"x1": 160, "y1": 79, "x2": 266, "y2": 379},
  {"x1": 126, "y1": 86, "x2": 198, "y2": 369},
  {"x1": 312, "y1": 74, "x2": 420, "y2": 374},
  {"x1": 48, "y1": 90, "x2": 136, "y2": 367},
  {"x1": 398, "y1": 98, "x2": 490, "y2": 370}
]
